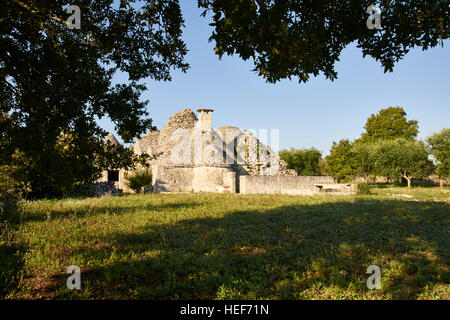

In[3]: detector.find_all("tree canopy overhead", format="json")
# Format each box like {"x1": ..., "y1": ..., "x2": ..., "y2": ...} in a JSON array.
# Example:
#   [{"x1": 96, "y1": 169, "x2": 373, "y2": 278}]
[
  {"x1": 1, "y1": 0, "x2": 188, "y2": 141},
  {"x1": 198, "y1": 0, "x2": 449, "y2": 83}
]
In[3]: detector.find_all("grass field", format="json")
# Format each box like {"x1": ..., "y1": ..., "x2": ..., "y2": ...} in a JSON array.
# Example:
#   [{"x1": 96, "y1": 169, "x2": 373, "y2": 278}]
[{"x1": 1, "y1": 186, "x2": 449, "y2": 300}]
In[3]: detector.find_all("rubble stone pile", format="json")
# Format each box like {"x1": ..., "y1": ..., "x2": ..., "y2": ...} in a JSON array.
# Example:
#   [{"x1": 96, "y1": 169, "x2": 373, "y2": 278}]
[{"x1": 91, "y1": 182, "x2": 123, "y2": 197}]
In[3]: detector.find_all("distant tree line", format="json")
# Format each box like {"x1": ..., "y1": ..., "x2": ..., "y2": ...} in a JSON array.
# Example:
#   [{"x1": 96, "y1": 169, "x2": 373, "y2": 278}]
[
  {"x1": 279, "y1": 148, "x2": 323, "y2": 176},
  {"x1": 280, "y1": 107, "x2": 449, "y2": 188}
]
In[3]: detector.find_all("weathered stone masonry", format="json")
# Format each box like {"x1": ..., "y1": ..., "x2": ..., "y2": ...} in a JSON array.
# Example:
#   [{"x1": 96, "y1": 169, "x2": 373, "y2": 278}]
[{"x1": 99, "y1": 108, "x2": 355, "y2": 195}]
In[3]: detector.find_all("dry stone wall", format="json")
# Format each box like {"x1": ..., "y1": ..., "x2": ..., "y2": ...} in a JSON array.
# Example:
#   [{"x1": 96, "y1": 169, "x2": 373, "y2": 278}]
[
  {"x1": 239, "y1": 176, "x2": 352, "y2": 195},
  {"x1": 134, "y1": 130, "x2": 160, "y2": 158}
]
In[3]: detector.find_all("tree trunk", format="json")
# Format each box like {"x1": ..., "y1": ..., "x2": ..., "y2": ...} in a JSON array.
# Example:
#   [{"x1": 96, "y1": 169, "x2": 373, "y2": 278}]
[
  {"x1": 407, "y1": 178, "x2": 411, "y2": 189},
  {"x1": 440, "y1": 180, "x2": 445, "y2": 189}
]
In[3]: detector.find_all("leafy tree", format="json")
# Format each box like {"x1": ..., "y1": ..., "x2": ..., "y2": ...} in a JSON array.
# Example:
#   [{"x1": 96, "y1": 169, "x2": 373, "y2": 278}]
[
  {"x1": 353, "y1": 141, "x2": 376, "y2": 182},
  {"x1": 125, "y1": 167, "x2": 153, "y2": 194},
  {"x1": 360, "y1": 107, "x2": 419, "y2": 143},
  {"x1": 198, "y1": 0, "x2": 449, "y2": 83},
  {"x1": 324, "y1": 139, "x2": 357, "y2": 182},
  {"x1": 372, "y1": 138, "x2": 434, "y2": 188},
  {"x1": 427, "y1": 129, "x2": 450, "y2": 186},
  {"x1": 0, "y1": 1, "x2": 188, "y2": 197},
  {"x1": 279, "y1": 147, "x2": 322, "y2": 176}
]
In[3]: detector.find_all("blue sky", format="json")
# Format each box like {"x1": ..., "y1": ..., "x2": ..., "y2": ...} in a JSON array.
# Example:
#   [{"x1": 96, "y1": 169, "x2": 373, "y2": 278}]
[{"x1": 100, "y1": 2, "x2": 450, "y2": 156}]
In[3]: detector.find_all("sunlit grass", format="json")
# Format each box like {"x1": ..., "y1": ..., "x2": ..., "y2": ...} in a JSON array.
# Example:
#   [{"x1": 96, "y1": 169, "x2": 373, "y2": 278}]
[{"x1": 1, "y1": 186, "x2": 449, "y2": 299}]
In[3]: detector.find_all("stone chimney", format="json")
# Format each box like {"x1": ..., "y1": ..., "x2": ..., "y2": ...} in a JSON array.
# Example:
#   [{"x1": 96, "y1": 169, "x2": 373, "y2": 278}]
[{"x1": 196, "y1": 108, "x2": 214, "y2": 131}]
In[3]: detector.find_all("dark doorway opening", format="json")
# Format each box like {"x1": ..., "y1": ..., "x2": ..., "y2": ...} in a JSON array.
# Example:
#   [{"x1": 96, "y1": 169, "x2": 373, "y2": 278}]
[{"x1": 108, "y1": 170, "x2": 119, "y2": 182}]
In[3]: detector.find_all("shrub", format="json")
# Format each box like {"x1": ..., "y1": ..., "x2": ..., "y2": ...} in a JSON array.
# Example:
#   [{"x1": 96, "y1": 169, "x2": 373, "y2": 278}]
[
  {"x1": 356, "y1": 183, "x2": 373, "y2": 195},
  {"x1": 124, "y1": 167, "x2": 153, "y2": 193},
  {"x1": 279, "y1": 148, "x2": 323, "y2": 175},
  {"x1": 0, "y1": 164, "x2": 28, "y2": 201},
  {"x1": 324, "y1": 139, "x2": 357, "y2": 182},
  {"x1": 0, "y1": 164, "x2": 27, "y2": 223}
]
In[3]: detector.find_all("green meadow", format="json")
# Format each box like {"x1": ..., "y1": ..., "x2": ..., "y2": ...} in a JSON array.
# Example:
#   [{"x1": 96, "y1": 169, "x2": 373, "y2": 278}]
[{"x1": 1, "y1": 186, "x2": 449, "y2": 300}]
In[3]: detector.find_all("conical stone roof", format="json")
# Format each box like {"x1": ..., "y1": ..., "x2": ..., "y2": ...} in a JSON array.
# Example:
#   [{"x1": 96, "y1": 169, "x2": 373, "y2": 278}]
[{"x1": 104, "y1": 133, "x2": 120, "y2": 146}]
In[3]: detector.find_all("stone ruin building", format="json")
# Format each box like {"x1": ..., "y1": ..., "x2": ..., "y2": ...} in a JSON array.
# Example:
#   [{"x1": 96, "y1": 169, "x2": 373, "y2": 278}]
[{"x1": 98, "y1": 108, "x2": 355, "y2": 195}]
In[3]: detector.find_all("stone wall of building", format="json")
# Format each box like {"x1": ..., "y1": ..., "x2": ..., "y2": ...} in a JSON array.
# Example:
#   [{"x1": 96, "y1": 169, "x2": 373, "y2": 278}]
[
  {"x1": 192, "y1": 167, "x2": 236, "y2": 193},
  {"x1": 134, "y1": 130, "x2": 160, "y2": 158},
  {"x1": 140, "y1": 108, "x2": 297, "y2": 194},
  {"x1": 152, "y1": 165, "x2": 194, "y2": 192}
]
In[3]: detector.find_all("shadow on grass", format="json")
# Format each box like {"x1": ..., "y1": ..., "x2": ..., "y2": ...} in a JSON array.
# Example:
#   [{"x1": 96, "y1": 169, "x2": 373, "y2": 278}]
[
  {"x1": 0, "y1": 242, "x2": 26, "y2": 298},
  {"x1": 24, "y1": 199, "x2": 450, "y2": 299},
  {"x1": 0, "y1": 210, "x2": 26, "y2": 298}
]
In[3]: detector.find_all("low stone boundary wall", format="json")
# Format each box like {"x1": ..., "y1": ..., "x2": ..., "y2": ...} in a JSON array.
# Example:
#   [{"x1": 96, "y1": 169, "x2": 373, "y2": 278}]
[
  {"x1": 152, "y1": 165, "x2": 237, "y2": 193},
  {"x1": 239, "y1": 176, "x2": 336, "y2": 195}
]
